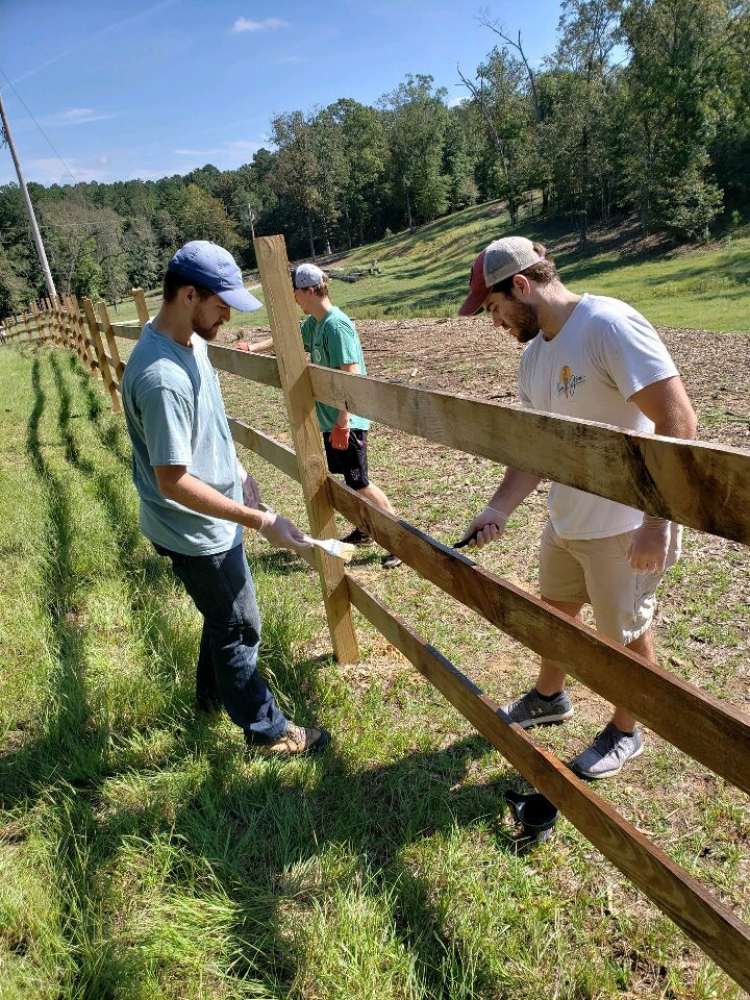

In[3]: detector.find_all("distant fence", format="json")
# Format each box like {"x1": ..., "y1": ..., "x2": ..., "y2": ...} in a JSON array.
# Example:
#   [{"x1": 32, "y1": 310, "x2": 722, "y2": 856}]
[{"x1": 3, "y1": 235, "x2": 750, "y2": 991}]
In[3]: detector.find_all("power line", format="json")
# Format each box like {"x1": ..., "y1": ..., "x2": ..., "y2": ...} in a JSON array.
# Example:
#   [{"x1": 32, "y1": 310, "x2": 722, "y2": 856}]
[{"x1": 0, "y1": 65, "x2": 81, "y2": 187}]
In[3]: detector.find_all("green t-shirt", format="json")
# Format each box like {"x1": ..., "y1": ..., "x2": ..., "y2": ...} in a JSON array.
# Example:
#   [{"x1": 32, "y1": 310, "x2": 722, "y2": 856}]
[{"x1": 301, "y1": 306, "x2": 370, "y2": 433}]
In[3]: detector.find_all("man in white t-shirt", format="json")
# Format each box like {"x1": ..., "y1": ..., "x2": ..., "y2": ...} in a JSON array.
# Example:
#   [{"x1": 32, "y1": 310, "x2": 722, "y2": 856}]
[{"x1": 457, "y1": 237, "x2": 697, "y2": 780}]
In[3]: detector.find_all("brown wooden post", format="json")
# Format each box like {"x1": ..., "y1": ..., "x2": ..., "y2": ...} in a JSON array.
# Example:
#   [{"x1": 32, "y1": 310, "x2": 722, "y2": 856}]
[
  {"x1": 97, "y1": 301, "x2": 125, "y2": 384},
  {"x1": 54, "y1": 295, "x2": 69, "y2": 350},
  {"x1": 30, "y1": 301, "x2": 42, "y2": 342},
  {"x1": 62, "y1": 294, "x2": 77, "y2": 357},
  {"x1": 254, "y1": 234, "x2": 358, "y2": 663},
  {"x1": 132, "y1": 287, "x2": 150, "y2": 326},
  {"x1": 82, "y1": 297, "x2": 120, "y2": 414},
  {"x1": 70, "y1": 295, "x2": 99, "y2": 379},
  {"x1": 44, "y1": 299, "x2": 54, "y2": 343}
]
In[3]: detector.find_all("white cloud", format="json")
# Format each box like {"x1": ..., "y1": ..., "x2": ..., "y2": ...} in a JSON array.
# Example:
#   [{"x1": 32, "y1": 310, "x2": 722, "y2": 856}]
[
  {"x1": 231, "y1": 16, "x2": 289, "y2": 33},
  {"x1": 28, "y1": 157, "x2": 110, "y2": 185},
  {"x1": 448, "y1": 96, "x2": 469, "y2": 108},
  {"x1": 174, "y1": 139, "x2": 262, "y2": 159},
  {"x1": 41, "y1": 107, "x2": 114, "y2": 127}
]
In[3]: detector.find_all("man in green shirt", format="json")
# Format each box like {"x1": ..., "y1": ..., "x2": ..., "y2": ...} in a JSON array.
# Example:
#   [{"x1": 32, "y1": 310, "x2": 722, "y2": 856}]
[{"x1": 237, "y1": 263, "x2": 401, "y2": 569}]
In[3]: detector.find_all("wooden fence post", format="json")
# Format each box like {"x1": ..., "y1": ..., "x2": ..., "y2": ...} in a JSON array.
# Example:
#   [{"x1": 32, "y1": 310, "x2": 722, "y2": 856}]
[
  {"x1": 97, "y1": 301, "x2": 125, "y2": 384},
  {"x1": 30, "y1": 302, "x2": 42, "y2": 342},
  {"x1": 62, "y1": 294, "x2": 79, "y2": 359},
  {"x1": 70, "y1": 295, "x2": 99, "y2": 379},
  {"x1": 82, "y1": 297, "x2": 120, "y2": 414},
  {"x1": 54, "y1": 295, "x2": 70, "y2": 351},
  {"x1": 132, "y1": 287, "x2": 150, "y2": 326},
  {"x1": 254, "y1": 234, "x2": 359, "y2": 664}
]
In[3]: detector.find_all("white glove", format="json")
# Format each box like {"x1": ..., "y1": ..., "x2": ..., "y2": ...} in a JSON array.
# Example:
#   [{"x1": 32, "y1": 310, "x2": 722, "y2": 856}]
[
  {"x1": 626, "y1": 515, "x2": 671, "y2": 573},
  {"x1": 238, "y1": 463, "x2": 260, "y2": 509},
  {"x1": 258, "y1": 510, "x2": 312, "y2": 553},
  {"x1": 458, "y1": 505, "x2": 509, "y2": 549}
]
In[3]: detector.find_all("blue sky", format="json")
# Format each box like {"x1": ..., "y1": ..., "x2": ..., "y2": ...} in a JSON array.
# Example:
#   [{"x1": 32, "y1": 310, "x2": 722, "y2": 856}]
[{"x1": 0, "y1": 0, "x2": 564, "y2": 188}]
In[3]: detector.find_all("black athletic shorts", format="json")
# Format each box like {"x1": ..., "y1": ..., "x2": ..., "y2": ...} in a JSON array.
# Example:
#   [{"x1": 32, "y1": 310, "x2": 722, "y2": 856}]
[{"x1": 322, "y1": 429, "x2": 370, "y2": 490}]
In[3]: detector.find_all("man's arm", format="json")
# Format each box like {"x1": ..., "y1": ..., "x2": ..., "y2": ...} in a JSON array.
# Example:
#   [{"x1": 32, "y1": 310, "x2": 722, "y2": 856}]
[
  {"x1": 330, "y1": 361, "x2": 359, "y2": 449},
  {"x1": 153, "y1": 465, "x2": 309, "y2": 551},
  {"x1": 459, "y1": 466, "x2": 542, "y2": 548},
  {"x1": 626, "y1": 374, "x2": 697, "y2": 572},
  {"x1": 629, "y1": 374, "x2": 697, "y2": 438},
  {"x1": 235, "y1": 336, "x2": 274, "y2": 354}
]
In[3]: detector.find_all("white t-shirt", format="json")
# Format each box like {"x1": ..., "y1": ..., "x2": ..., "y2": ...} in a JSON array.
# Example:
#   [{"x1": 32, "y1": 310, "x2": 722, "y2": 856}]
[{"x1": 518, "y1": 293, "x2": 679, "y2": 540}]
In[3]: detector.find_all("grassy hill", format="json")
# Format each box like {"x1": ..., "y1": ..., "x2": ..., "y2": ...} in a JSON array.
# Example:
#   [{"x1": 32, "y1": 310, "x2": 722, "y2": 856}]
[{"x1": 108, "y1": 201, "x2": 750, "y2": 335}]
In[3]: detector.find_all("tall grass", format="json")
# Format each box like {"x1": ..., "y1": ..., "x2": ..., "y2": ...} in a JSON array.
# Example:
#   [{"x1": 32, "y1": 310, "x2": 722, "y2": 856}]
[{"x1": 0, "y1": 344, "x2": 747, "y2": 999}]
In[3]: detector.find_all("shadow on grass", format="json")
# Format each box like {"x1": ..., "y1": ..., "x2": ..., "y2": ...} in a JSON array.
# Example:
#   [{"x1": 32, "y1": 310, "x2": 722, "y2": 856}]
[
  {"x1": 6, "y1": 352, "x2": 534, "y2": 996},
  {"x1": 0, "y1": 357, "x2": 105, "y2": 809}
]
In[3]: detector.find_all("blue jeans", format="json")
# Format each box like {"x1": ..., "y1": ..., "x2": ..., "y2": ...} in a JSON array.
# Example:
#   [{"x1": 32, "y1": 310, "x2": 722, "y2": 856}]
[{"x1": 154, "y1": 542, "x2": 288, "y2": 741}]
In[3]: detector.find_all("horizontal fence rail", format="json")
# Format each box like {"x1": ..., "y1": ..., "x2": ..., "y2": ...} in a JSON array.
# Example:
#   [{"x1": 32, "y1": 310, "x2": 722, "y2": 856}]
[
  {"x1": 347, "y1": 578, "x2": 750, "y2": 991},
  {"x1": 308, "y1": 366, "x2": 750, "y2": 546},
  {"x1": 2, "y1": 239, "x2": 749, "y2": 992}
]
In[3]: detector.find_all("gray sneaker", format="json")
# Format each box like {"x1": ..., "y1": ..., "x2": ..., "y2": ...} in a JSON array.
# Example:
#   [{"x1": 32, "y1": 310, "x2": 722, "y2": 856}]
[
  {"x1": 500, "y1": 688, "x2": 574, "y2": 729},
  {"x1": 571, "y1": 723, "x2": 643, "y2": 780}
]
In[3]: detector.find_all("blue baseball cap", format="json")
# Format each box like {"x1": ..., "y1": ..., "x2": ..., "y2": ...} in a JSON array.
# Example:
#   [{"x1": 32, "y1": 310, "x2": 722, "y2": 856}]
[{"x1": 168, "y1": 241, "x2": 262, "y2": 312}]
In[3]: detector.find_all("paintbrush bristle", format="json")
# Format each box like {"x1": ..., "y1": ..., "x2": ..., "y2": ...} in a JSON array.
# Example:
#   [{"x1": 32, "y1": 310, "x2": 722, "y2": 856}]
[{"x1": 335, "y1": 541, "x2": 356, "y2": 564}]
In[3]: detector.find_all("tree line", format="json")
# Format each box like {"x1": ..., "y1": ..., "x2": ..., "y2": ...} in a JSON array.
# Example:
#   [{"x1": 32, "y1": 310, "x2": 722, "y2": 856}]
[{"x1": 1, "y1": 0, "x2": 748, "y2": 316}]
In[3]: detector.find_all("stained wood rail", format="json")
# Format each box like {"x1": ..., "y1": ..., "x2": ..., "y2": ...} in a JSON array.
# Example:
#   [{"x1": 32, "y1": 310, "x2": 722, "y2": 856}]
[
  {"x1": 347, "y1": 578, "x2": 750, "y2": 993},
  {"x1": 222, "y1": 408, "x2": 750, "y2": 799},
  {"x1": 308, "y1": 366, "x2": 750, "y2": 546}
]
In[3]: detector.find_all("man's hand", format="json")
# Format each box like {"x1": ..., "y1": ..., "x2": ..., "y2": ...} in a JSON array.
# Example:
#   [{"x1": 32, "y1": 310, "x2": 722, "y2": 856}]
[
  {"x1": 330, "y1": 423, "x2": 350, "y2": 450},
  {"x1": 234, "y1": 336, "x2": 274, "y2": 354},
  {"x1": 242, "y1": 475, "x2": 260, "y2": 509},
  {"x1": 458, "y1": 505, "x2": 509, "y2": 549},
  {"x1": 237, "y1": 463, "x2": 260, "y2": 508},
  {"x1": 258, "y1": 511, "x2": 312, "y2": 553},
  {"x1": 626, "y1": 516, "x2": 671, "y2": 573}
]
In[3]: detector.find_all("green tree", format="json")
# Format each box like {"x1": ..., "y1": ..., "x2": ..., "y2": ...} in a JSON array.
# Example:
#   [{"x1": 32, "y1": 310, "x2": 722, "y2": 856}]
[
  {"x1": 380, "y1": 75, "x2": 450, "y2": 231},
  {"x1": 269, "y1": 111, "x2": 322, "y2": 258},
  {"x1": 620, "y1": 0, "x2": 729, "y2": 236},
  {"x1": 178, "y1": 183, "x2": 239, "y2": 248}
]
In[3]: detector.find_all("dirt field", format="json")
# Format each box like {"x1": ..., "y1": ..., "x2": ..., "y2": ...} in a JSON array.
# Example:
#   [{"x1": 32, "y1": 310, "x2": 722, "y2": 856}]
[{"x1": 231, "y1": 316, "x2": 750, "y2": 447}]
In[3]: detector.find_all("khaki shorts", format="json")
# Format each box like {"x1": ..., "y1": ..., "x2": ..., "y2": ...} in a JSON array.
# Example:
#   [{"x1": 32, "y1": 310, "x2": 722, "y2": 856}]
[{"x1": 539, "y1": 520, "x2": 681, "y2": 645}]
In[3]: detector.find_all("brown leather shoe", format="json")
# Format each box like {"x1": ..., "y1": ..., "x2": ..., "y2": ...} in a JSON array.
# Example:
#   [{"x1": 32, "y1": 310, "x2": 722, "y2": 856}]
[{"x1": 247, "y1": 722, "x2": 330, "y2": 755}]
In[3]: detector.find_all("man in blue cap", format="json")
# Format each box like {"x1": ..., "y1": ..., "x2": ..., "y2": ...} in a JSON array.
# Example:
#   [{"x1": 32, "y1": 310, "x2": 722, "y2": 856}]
[{"x1": 121, "y1": 241, "x2": 329, "y2": 755}]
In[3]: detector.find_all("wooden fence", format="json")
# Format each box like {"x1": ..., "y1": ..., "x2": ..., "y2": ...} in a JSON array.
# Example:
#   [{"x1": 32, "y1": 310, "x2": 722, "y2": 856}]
[{"x1": 2, "y1": 235, "x2": 749, "y2": 991}]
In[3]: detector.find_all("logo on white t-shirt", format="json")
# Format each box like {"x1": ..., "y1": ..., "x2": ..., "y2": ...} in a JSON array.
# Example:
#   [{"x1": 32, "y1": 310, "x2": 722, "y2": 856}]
[{"x1": 557, "y1": 365, "x2": 586, "y2": 399}]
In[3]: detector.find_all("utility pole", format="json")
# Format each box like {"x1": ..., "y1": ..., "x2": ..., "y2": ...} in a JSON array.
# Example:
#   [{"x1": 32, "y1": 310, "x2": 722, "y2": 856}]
[{"x1": 0, "y1": 91, "x2": 57, "y2": 299}]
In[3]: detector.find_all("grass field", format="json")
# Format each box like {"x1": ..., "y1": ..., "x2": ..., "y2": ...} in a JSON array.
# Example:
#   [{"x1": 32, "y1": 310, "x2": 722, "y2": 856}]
[
  {"x1": 107, "y1": 202, "x2": 750, "y2": 336},
  {"x1": 1, "y1": 337, "x2": 748, "y2": 1000}
]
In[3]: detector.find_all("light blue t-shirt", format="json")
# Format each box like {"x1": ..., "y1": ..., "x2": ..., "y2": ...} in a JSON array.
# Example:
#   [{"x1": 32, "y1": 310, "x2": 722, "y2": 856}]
[{"x1": 121, "y1": 323, "x2": 242, "y2": 556}]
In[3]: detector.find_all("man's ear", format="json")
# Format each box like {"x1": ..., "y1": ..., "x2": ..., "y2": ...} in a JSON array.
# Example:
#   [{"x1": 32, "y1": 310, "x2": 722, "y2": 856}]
[
  {"x1": 181, "y1": 285, "x2": 199, "y2": 307},
  {"x1": 512, "y1": 274, "x2": 531, "y2": 298}
]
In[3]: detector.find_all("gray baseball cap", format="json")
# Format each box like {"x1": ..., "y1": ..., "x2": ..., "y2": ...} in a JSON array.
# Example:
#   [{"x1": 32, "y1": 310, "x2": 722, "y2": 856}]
[
  {"x1": 459, "y1": 237, "x2": 544, "y2": 316},
  {"x1": 291, "y1": 263, "x2": 327, "y2": 289}
]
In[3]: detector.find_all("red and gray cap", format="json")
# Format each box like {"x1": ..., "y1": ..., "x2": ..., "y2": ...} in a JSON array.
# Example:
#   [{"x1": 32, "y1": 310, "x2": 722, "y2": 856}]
[
  {"x1": 291, "y1": 263, "x2": 327, "y2": 289},
  {"x1": 168, "y1": 240, "x2": 262, "y2": 312},
  {"x1": 458, "y1": 237, "x2": 544, "y2": 316}
]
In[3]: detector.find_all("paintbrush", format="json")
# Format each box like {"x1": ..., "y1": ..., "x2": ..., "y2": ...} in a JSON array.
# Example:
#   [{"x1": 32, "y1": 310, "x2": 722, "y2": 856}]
[
  {"x1": 302, "y1": 535, "x2": 357, "y2": 563},
  {"x1": 257, "y1": 503, "x2": 356, "y2": 562}
]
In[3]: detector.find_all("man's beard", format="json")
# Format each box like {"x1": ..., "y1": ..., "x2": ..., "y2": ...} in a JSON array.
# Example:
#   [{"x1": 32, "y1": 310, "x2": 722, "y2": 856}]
[
  {"x1": 193, "y1": 322, "x2": 219, "y2": 341},
  {"x1": 192, "y1": 306, "x2": 221, "y2": 341},
  {"x1": 512, "y1": 301, "x2": 541, "y2": 343}
]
